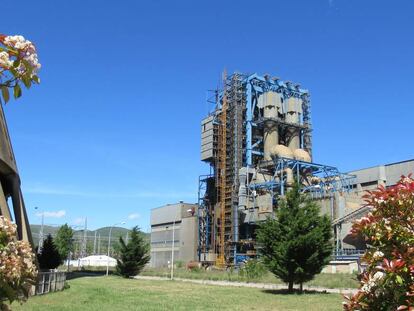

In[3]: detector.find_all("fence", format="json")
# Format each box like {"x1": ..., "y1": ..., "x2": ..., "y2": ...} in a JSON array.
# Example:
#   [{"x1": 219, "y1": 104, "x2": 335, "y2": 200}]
[{"x1": 33, "y1": 271, "x2": 67, "y2": 295}]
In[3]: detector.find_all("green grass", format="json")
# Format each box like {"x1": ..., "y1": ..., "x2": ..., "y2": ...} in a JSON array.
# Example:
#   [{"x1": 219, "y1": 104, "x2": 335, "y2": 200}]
[
  {"x1": 141, "y1": 267, "x2": 359, "y2": 289},
  {"x1": 12, "y1": 276, "x2": 344, "y2": 311}
]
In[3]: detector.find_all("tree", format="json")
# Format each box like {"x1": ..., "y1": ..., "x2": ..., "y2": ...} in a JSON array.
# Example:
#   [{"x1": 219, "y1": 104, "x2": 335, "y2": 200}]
[
  {"x1": 55, "y1": 224, "x2": 74, "y2": 260},
  {"x1": 343, "y1": 176, "x2": 414, "y2": 310},
  {"x1": 116, "y1": 226, "x2": 150, "y2": 278},
  {"x1": 257, "y1": 183, "x2": 333, "y2": 293},
  {"x1": 37, "y1": 234, "x2": 62, "y2": 270}
]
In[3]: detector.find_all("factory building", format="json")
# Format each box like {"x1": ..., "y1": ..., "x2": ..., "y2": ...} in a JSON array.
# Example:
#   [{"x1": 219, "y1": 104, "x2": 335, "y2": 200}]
[
  {"x1": 332, "y1": 159, "x2": 414, "y2": 252},
  {"x1": 198, "y1": 72, "x2": 355, "y2": 266},
  {"x1": 198, "y1": 71, "x2": 414, "y2": 267},
  {"x1": 150, "y1": 202, "x2": 198, "y2": 268}
]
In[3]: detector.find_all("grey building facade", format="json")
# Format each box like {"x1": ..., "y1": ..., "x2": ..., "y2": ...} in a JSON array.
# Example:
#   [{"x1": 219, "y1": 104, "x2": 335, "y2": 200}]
[
  {"x1": 332, "y1": 159, "x2": 414, "y2": 250},
  {"x1": 150, "y1": 202, "x2": 198, "y2": 268}
]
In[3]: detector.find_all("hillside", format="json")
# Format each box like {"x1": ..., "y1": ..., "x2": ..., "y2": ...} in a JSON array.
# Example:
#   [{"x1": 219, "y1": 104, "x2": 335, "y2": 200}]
[{"x1": 30, "y1": 224, "x2": 149, "y2": 248}]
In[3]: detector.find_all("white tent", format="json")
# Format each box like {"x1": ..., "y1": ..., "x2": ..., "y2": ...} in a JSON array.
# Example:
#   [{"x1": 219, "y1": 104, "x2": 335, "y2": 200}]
[{"x1": 77, "y1": 255, "x2": 117, "y2": 267}]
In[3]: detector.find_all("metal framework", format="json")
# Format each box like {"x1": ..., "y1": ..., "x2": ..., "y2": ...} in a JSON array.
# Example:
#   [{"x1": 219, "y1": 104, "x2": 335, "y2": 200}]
[
  {"x1": 197, "y1": 175, "x2": 212, "y2": 261},
  {"x1": 251, "y1": 157, "x2": 356, "y2": 197},
  {"x1": 216, "y1": 78, "x2": 227, "y2": 267},
  {"x1": 245, "y1": 74, "x2": 312, "y2": 165},
  {"x1": 198, "y1": 72, "x2": 354, "y2": 266}
]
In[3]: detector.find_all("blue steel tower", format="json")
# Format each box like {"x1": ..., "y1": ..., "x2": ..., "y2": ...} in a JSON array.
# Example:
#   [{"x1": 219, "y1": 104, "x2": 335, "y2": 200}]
[{"x1": 199, "y1": 72, "x2": 354, "y2": 266}]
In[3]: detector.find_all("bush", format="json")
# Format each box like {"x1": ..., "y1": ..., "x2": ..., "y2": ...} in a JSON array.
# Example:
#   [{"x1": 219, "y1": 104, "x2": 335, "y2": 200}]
[
  {"x1": 0, "y1": 216, "x2": 37, "y2": 309},
  {"x1": 175, "y1": 260, "x2": 184, "y2": 269},
  {"x1": 239, "y1": 260, "x2": 267, "y2": 281},
  {"x1": 343, "y1": 176, "x2": 414, "y2": 310}
]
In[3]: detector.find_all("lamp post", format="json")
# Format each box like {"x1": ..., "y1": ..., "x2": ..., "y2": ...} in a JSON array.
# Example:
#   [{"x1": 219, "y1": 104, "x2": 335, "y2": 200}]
[
  {"x1": 171, "y1": 220, "x2": 175, "y2": 280},
  {"x1": 170, "y1": 207, "x2": 194, "y2": 280},
  {"x1": 106, "y1": 221, "x2": 126, "y2": 276}
]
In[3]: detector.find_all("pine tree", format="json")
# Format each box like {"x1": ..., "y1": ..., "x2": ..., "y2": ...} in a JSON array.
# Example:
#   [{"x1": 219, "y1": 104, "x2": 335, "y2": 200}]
[
  {"x1": 116, "y1": 226, "x2": 150, "y2": 278},
  {"x1": 257, "y1": 183, "x2": 333, "y2": 293},
  {"x1": 55, "y1": 223, "x2": 74, "y2": 260},
  {"x1": 37, "y1": 234, "x2": 62, "y2": 270}
]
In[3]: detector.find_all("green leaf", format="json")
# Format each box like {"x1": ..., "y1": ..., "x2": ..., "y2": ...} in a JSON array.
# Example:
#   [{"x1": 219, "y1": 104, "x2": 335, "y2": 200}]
[
  {"x1": 13, "y1": 83, "x2": 22, "y2": 99},
  {"x1": 22, "y1": 75, "x2": 31, "y2": 89},
  {"x1": 13, "y1": 59, "x2": 21, "y2": 68},
  {"x1": 1, "y1": 86, "x2": 9, "y2": 104},
  {"x1": 396, "y1": 275, "x2": 403, "y2": 284},
  {"x1": 31, "y1": 75, "x2": 40, "y2": 84}
]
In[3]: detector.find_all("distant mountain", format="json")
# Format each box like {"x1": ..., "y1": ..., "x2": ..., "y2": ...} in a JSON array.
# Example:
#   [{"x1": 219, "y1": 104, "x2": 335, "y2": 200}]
[
  {"x1": 30, "y1": 224, "x2": 149, "y2": 248},
  {"x1": 30, "y1": 224, "x2": 150, "y2": 258}
]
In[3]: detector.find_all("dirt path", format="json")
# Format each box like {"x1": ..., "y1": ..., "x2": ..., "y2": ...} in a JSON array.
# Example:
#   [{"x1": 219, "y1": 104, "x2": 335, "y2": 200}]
[{"x1": 134, "y1": 275, "x2": 357, "y2": 295}]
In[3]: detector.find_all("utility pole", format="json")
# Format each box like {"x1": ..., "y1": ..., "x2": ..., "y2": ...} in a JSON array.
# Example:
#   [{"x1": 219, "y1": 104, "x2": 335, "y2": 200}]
[
  {"x1": 93, "y1": 231, "x2": 97, "y2": 254},
  {"x1": 35, "y1": 207, "x2": 44, "y2": 254},
  {"x1": 78, "y1": 236, "x2": 81, "y2": 258},
  {"x1": 106, "y1": 221, "x2": 125, "y2": 276},
  {"x1": 38, "y1": 211, "x2": 44, "y2": 253},
  {"x1": 81, "y1": 217, "x2": 87, "y2": 258},
  {"x1": 98, "y1": 233, "x2": 101, "y2": 255}
]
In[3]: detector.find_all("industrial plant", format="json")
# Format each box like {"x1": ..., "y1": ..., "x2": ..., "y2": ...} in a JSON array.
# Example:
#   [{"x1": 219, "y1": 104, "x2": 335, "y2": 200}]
[
  {"x1": 147, "y1": 71, "x2": 414, "y2": 270},
  {"x1": 195, "y1": 71, "x2": 414, "y2": 268}
]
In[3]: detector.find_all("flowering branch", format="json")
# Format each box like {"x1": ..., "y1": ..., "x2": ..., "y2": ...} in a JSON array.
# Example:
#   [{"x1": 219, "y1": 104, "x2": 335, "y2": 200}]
[{"x1": 0, "y1": 34, "x2": 41, "y2": 104}]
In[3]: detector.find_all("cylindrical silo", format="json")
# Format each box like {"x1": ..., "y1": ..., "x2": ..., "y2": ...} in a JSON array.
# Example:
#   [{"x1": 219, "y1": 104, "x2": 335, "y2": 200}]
[
  {"x1": 263, "y1": 92, "x2": 281, "y2": 161},
  {"x1": 286, "y1": 97, "x2": 302, "y2": 151}
]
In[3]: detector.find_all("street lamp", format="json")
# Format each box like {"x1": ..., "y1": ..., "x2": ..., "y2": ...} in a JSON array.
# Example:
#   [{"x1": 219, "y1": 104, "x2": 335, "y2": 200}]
[
  {"x1": 171, "y1": 220, "x2": 175, "y2": 280},
  {"x1": 170, "y1": 207, "x2": 194, "y2": 280},
  {"x1": 165, "y1": 222, "x2": 176, "y2": 280},
  {"x1": 106, "y1": 221, "x2": 126, "y2": 276}
]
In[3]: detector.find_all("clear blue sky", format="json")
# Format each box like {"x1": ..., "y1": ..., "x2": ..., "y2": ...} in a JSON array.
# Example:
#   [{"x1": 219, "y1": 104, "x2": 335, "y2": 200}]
[{"x1": 2, "y1": 0, "x2": 413, "y2": 231}]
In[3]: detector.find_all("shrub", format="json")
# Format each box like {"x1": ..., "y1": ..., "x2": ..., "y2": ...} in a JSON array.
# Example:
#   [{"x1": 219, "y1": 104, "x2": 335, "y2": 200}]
[
  {"x1": 175, "y1": 260, "x2": 184, "y2": 269},
  {"x1": 343, "y1": 175, "x2": 414, "y2": 310},
  {"x1": 239, "y1": 259, "x2": 267, "y2": 281},
  {"x1": 0, "y1": 216, "x2": 37, "y2": 310}
]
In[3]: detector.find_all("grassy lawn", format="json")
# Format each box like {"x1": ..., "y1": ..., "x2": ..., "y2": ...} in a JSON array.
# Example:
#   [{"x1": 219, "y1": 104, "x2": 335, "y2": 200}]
[
  {"x1": 141, "y1": 267, "x2": 359, "y2": 289},
  {"x1": 12, "y1": 276, "x2": 344, "y2": 311}
]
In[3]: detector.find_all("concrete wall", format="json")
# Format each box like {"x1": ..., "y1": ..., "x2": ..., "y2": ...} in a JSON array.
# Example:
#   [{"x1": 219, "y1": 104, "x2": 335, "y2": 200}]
[
  {"x1": 322, "y1": 261, "x2": 359, "y2": 274},
  {"x1": 385, "y1": 160, "x2": 414, "y2": 185},
  {"x1": 179, "y1": 216, "x2": 197, "y2": 263}
]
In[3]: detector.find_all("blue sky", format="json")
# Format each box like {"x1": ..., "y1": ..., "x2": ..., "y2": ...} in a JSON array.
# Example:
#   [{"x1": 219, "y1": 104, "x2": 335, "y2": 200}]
[{"x1": 2, "y1": 0, "x2": 413, "y2": 231}]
